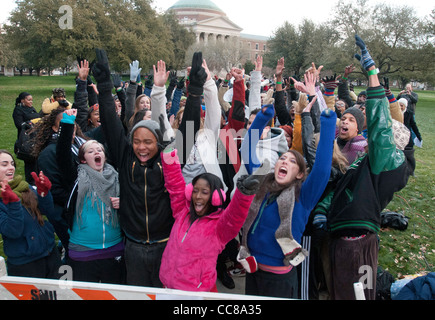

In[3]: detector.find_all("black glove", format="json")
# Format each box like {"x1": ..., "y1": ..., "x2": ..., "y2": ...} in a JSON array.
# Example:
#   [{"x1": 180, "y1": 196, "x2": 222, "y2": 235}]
[
  {"x1": 237, "y1": 175, "x2": 261, "y2": 196},
  {"x1": 112, "y1": 74, "x2": 122, "y2": 89},
  {"x1": 58, "y1": 100, "x2": 69, "y2": 107},
  {"x1": 177, "y1": 76, "x2": 185, "y2": 90},
  {"x1": 236, "y1": 159, "x2": 271, "y2": 195},
  {"x1": 169, "y1": 71, "x2": 178, "y2": 87},
  {"x1": 166, "y1": 71, "x2": 178, "y2": 101},
  {"x1": 188, "y1": 52, "x2": 207, "y2": 96},
  {"x1": 145, "y1": 74, "x2": 154, "y2": 90},
  {"x1": 91, "y1": 49, "x2": 112, "y2": 85},
  {"x1": 380, "y1": 77, "x2": 389, "y2": 89}
]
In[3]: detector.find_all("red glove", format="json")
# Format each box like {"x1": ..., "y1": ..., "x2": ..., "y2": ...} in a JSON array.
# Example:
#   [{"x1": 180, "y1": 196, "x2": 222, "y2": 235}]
[
  {"x1": 1, "y1": 183, "x2": 20, "y2": 205},
  {"x1": 31, "y1": 171, "x2": 52, "y2": 197}
]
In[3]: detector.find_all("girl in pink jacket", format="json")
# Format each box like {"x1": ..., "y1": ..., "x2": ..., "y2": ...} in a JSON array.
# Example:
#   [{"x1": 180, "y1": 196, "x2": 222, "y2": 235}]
[{"x1": 159, "y1": 148, "x2": 262, "y2": 292}]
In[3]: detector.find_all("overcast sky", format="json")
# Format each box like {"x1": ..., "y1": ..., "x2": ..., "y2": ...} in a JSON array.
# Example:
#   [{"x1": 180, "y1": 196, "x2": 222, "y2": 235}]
[{"x1": 1, "y1": 0, "x2": 433, "y2": 37}]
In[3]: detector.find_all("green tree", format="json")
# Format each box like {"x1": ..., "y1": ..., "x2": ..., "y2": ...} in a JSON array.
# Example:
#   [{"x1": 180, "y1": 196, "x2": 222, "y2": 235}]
[
  {"x1": 265, "y1": 19, "x2": 336, "y2": 77},
  {"x1": 329, "y1": 0, "x2": 435, "y2": 85},
  {"x1": 4, "y1": 0, "x2": 177, "y2": 74}
]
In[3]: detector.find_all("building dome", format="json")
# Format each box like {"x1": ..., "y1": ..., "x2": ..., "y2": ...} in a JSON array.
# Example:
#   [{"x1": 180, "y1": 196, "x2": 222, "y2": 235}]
[{"x1": 169, "y1": 0, "x2": 225, "y2": 15}]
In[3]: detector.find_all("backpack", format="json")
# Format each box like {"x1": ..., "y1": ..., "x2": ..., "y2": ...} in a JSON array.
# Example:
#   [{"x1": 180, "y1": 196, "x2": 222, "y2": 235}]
[
  {"x1": 376, "y1": 266, "x2": 395, "y2": 300},
  {"x1": 380, "y1": 211, "x2": 409, "y2": 231},
  {"x1": 14, "y1": 121, "x2": 37, "y2": 162}
]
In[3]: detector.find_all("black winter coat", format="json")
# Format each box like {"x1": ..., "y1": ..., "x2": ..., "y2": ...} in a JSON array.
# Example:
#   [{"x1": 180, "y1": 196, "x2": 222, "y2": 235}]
[{"x1": 97, "y1": 81, "x2": 174, "y2": 243}]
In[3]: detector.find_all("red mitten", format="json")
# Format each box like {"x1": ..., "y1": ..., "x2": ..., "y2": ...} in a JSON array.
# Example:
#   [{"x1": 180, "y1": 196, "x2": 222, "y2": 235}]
[
  {"x1": 1, "y1": 183, "x2": 20, "y2": 205},
  {"x1": 31, "y1": 172, "x2": 52, "y2": 197},
  {"x1": 236, "y1": 246, "x2": 258, "y2": 273}
]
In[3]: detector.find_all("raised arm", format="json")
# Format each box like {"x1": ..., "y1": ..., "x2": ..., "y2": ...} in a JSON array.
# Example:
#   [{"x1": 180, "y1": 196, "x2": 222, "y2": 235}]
[
  {"x1": 249, "y1": 55, "x2": 263, "y2": 113},
  {"x1": 92, "y1": 49, "x2": 130, "y2": 168},
  {"x1": 355, "y1": 34, "x2": 405, "y2": 175},
  {"x1": 56, "y1": 109, "x2": 78, "y2": 189},
  {"x1": 73, "y1": 60, "x2": 91, "y2": 132},
  {"x1": 151, "y1": 60, "x2": 174, "y2": 142}
]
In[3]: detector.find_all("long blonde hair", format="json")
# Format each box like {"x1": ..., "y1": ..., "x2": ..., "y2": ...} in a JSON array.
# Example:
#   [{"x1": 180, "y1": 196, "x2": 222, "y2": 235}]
[
  {"x1": 314, "y1": 133, "x2": 349, "y2": 174},
  {"x1": 128, "y1": 95, "x2": 151, "y2": 130}
]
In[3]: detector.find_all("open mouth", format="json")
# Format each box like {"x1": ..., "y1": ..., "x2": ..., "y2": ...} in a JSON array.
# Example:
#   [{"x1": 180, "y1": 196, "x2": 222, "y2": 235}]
[
  {"x1": 137, "y1": 153, "x2": 150, "y2": 163},
  {"x1": 95, "y1": 156, "x2": 102, "y2": 165},
  {"x1": 277, "y1": 166, "x2": 288, "y2": 178},
  {"x1": 340, "y1": 126, "x2": 349, "y2": 135},
  {"x1": 195, "y1": 203, "x2": 205, "y2": 210},
  {"x1": 5, "y1": 172, "x2": 14, "y2": 180}
]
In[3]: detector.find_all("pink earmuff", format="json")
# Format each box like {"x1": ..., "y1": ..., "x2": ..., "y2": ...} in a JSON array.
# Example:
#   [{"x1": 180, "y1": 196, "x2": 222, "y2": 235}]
[
  {"x1": 185, "y1": 183, "x2": 194, "y2": 202},
  {"x1": 212, "y1": 189, "x2": 226, "y2": 207},
  {"x1": 185, "y1": 183, "x2": 226, "y2": 207}
]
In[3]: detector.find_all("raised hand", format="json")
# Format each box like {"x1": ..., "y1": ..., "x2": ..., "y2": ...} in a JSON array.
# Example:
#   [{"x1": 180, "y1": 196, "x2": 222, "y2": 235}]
[
  {"x1": 0, "y1": 180, "x2": 20, "y2": 204},
  {"x1": 254, "y1": 55, "x2": 263, "y2": 72},
  {"x1": 305, "y1": 62, "x2": 323, "y2": 82},
  {"x1": 153, "y1": 60, "x2": 170, "y2": 87},
  {"x1": 275, "y1": 57, "x2": 285, "y2": 78},
  {"x1": 343, "y1": 64, "x2": 355, "y2": 79},
  {"x1": 303, "y1": 95, "x2": 317, "y2": 113},
  {"x1": 188, "y1": 52, "x2": 207, "y2": 95},
  {"x1": 321, "y1": 74, "x2": 340, "y2": 93},
  {"x1": 91, "y1": 49, "x2": 112, "y2": 84},
  {"x1": 129, "y1": 60, "x2": 142, "y2": 83},
  {"x1": 354, "y1": 34, "x2": 375, "y2": 71},
  {"x1": 230, "y1": 67, "x2": 244, "y2": 82},
  {"x1": 202, "y1": 59, "x2": 212, "y2": 82},
  {"x1": 303, "y1": 71, "x2": 317, "y2": 96},
  {"x1": 31, "y1": 171, "x2": 52, "y2": 197},
  {"x1": 77, "y1": 59, "x2": 90, "y2": 81},
  {"x1": 112, "y1": 74, "x2": 122, "y2": 89}
]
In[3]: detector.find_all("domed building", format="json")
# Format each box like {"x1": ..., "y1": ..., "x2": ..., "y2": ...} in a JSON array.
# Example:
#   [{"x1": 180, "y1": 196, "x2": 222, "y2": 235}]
[{"x1": 167, "y1": 0, "x2": 268, "y2": 62}]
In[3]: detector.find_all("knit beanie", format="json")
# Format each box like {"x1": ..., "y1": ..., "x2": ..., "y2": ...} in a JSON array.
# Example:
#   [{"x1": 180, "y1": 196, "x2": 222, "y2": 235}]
[
  {"x1": 129, "y1": 119, "x2": 162, "y2": 145},
  {"x1": 342, "y1": 107, "x2": 365, "y2": 133},
  {"x1": 398, "y1": 98, "x2": 408, "y2": 107},
  {"x1": 358, "y1": 90, "x2": 367, "y2": 98}
]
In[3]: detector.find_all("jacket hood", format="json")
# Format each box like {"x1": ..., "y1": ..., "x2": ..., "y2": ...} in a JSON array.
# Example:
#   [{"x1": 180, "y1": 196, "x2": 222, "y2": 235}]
[{"x1": 257, "y1": 127, "x2": 288, "y2": 154}]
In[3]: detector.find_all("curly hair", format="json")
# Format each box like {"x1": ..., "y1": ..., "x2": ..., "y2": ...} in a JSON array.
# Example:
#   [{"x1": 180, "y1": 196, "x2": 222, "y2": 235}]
[{"x1": 30, "y1": 107, "x2": 89, "y2": 158}]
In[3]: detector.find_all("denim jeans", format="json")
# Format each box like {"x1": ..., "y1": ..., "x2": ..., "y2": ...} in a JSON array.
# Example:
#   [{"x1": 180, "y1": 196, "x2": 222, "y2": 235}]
[{"x1": 124, "y1": 238, "x2": 167, "y2": 287}]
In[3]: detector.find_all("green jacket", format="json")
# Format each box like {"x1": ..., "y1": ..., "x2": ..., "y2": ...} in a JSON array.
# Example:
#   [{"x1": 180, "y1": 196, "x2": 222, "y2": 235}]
[{"x1": 315, "y1": 86, "x2": 413, "y2": 236}]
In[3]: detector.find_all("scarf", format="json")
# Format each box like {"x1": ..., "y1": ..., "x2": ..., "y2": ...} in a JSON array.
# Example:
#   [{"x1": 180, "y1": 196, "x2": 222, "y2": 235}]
[
  {"x1": 2, "y1": 175, "x2": 45, "y2": 226},
  {"x1": 4, "y1": 175, "x2": 29, "y2": 200},
  {"x1": 75, "y1": 163, "x2": 120, "y2": 227},
  {"x1": 239, "y1": 185, "x2": 308, "y2": 267}
]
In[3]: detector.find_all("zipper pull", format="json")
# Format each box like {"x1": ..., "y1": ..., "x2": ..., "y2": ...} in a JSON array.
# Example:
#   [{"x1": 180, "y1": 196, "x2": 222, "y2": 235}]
[{"x1": 181, "y1": 231, "x2": 188, "y2": 243}]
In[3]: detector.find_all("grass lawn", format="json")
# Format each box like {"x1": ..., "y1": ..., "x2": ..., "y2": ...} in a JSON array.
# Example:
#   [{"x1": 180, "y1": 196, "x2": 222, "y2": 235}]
[{"x1": 0, "y1": 75, "x2": 434, "y2": 282}]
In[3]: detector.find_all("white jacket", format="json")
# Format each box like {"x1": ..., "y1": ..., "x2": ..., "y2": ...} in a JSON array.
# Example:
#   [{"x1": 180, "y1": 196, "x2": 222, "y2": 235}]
[
  {"x1": 151, "y1": 84, "x2": 175, "y2": 141},
  {"x1": 248, "y1": 71, "x2": 262, "y2": 114},
  {"x1": 231, "y1": 127, "x2": 288, "y2": 198},
  {"x1": 182, "y1": 79, "x2": 228, "y2": 192}
]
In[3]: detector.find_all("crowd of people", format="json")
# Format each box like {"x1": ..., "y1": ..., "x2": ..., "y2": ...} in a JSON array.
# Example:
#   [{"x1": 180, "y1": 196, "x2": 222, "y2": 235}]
[{"x1": 1, "y1": 35, "x2": 421, "y2": 300}]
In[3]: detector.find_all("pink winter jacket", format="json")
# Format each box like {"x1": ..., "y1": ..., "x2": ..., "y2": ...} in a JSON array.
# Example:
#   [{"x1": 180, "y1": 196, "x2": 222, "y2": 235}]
[{"x1": 159, "y1": 150, "x2": 255, "y2": 292}]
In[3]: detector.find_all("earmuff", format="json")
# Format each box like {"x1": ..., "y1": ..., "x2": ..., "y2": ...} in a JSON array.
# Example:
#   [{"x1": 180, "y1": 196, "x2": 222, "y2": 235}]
[{"x1": 185, "y1": 183, "x2": 226, "y2": 207}]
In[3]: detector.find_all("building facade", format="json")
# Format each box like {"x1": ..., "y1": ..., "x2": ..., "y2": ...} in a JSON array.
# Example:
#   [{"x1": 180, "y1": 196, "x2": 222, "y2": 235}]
[{"x1": 168, "y1": 0, "x2": 269, "y2": 63}]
